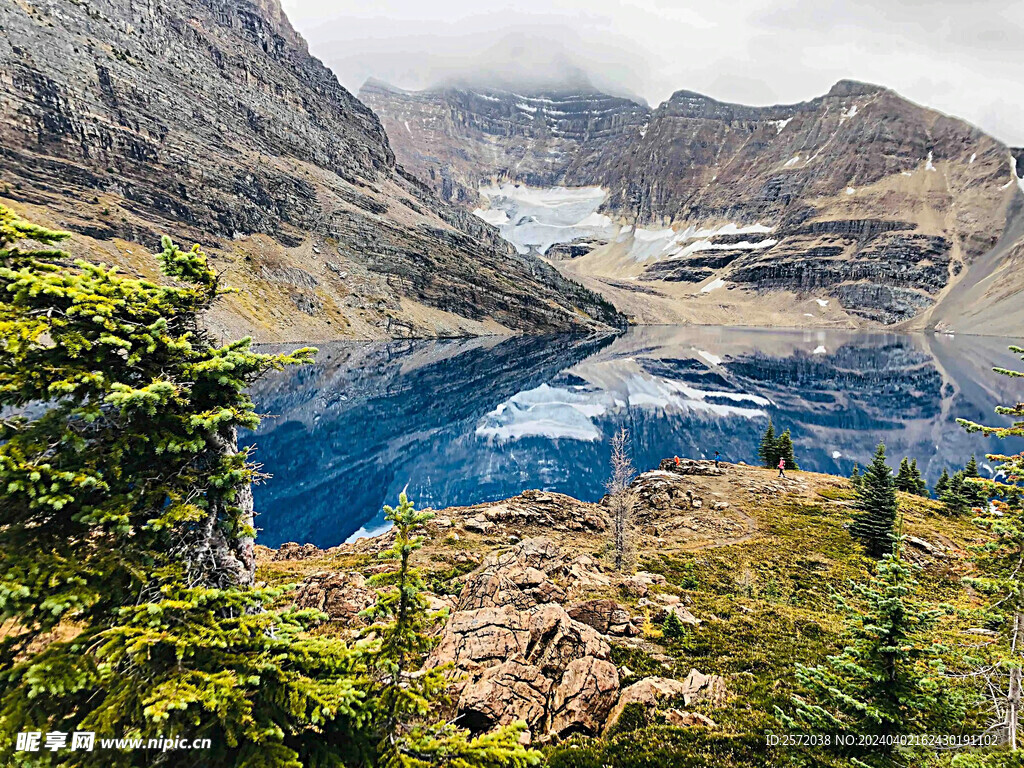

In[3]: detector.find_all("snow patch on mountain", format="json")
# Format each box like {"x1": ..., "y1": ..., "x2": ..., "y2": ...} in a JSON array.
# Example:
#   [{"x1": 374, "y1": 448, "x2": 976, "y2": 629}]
[
  {"x1": 624, "y1": 222, "x2": 775, "y2": 263},
  {"x1": 474, "y1": 183, "x2": 617, "y2": 254},
  {"x1": 474, "y1": 182, "x2": 777, "y2": 265}
]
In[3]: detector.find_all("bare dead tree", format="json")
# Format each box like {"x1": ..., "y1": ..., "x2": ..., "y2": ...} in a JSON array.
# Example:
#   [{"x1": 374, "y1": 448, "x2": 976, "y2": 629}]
[
  {"x1": 606, "y1": 428, "x2": 638, "y2": 572},
  {"x1": 1010, "y1": 611, "x2": 1022, "y2": 750}
]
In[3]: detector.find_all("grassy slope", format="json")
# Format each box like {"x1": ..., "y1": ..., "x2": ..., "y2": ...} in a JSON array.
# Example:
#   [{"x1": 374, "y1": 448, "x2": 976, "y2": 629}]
[{"x1": 256, "y1": 464, "x2": 1002, "y2": 767}]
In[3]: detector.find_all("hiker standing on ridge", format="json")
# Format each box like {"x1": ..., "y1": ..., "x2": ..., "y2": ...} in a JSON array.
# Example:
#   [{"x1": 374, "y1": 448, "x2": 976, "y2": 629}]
[{"x1": 778, "y1": 457, "x2": 786, "y2": 478}]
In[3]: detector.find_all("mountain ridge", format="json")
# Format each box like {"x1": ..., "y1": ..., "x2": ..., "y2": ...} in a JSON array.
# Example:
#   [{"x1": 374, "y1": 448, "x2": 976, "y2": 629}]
[{"x1": 361, "y1": 76, "x2": 1024, "y2": 336}]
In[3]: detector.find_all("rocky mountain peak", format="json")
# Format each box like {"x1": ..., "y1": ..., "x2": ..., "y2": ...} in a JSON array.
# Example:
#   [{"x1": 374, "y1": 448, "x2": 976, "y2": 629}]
[{"x1": 825, "y1": 79, "x2": 887, "y2": 98}]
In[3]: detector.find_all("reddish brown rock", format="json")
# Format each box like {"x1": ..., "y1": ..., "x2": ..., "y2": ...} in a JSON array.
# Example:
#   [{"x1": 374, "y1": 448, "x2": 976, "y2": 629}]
[
  {"x1": 549, "y1": 656, "x2": 621, "y2": 736},
  {"x1": 458, "y1": 659, "x2": 552, "y2": 731},
  {"x1": 620, "y1": 570, "x2": 667, "y2": 598},
  {"x1": 294, "y1": 571, "x2": 375, "y2": 624},
  {"x1": 526, "y1": 604, "x2": 611, "y2": 672},
  {"x1": 430, "y1": 606, "x2": 531, "y2": 669},
  {"x1": 568, "y1": 599, "x2": 639, "y2": 636},
  {"x1": 680, "y1": 668, "x2": 728, "y2": 708},
  {"x1": 605, "y1": 670, "x2": 728, "y2": 734}
]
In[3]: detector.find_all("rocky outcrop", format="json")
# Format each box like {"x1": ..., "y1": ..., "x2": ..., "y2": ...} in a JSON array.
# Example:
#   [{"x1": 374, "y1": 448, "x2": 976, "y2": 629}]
[
  {"x1": 620, "y1": 571, "x2": 668, "y2": 599},
  {"x1": 656, "y1": 459, "x2": 727, "y2": 476},
  {"x1": 0, "y1": 0, "x2": 622, "y2": 340},
  {"x1": 604, "y1": 671, "x2": 728, "y2": 734},
  {"x1": 665, "y1": 709, "x2": 717, "y2": 728},
  {"x1": 421, "y1": 536, "x2": 722, "y2": 740},
  {"x1": 456, "y1": 538, "x2": 610, "y2": 611},
  {"x1": 432, "y1": 601, "x2": 619, "y2": 737},
  {"x1": 294, "y1": 571, "x2": 376, "y2": 624},
  {"x1": 273, "y1": 542, "x2": 323, "y2": 561},
  {"x1": 456, "y1": 490, "x2": 609, "y2": 537},
  {"x1": 567, "y1": 599, "x2": 640, "y2": 637}
]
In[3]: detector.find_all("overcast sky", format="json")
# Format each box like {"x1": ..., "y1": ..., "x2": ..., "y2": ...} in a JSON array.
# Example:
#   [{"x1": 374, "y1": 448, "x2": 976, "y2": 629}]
[{"x1": 281, "y1": 0, "x2": 1024, "y2": 146}]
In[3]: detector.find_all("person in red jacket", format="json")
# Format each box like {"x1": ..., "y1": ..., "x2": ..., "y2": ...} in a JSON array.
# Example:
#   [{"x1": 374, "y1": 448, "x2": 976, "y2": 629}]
[{"x1": 778, "y1": 457, "x2": 786, "y2": 477}]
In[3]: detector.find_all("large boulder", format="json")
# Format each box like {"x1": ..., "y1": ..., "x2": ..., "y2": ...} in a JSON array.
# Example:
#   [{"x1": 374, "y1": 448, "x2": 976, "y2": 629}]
[
  {"x1": 665, "y1": 709, "x2": 717, "y2": 728},
  {"x1": 434, "y1": 597, "x2": 617, "y2": 740},
  {"x1": 294, "y1": 571, "x2": 376, "y2": 624},
  {"x1": 568, "y1": 599, "x2": 639, "y2": 636},
  {"x1": 605, "y1": 676, "x2": 691, "y2": 733},
  {"x1": 433, "y1": 600, "x2": 611, "y2": 673},
  {"x1": 458, "y1": 659, "x2": 552, "y2": 731},
  {"x1": 526, "y1": 604, "x2": 611, "y2": 671},
  {"x1": 604, "y1": 670, "x2": 727, "y2": 734},
  {"x1": 458, "y1": 655, "x2": 619, "y2": 738},
  {"x1": 549, "y1": 656, "x2": 620, "y2": 736},
  {"x1": 458, "y1": 563, "x2": 565, "y2": 612},
  {"x1": 679, "y1": 668, "x2": 728, "y2": 708},
  {"x1": 620, "y1": 570, "x2": 667, "y2": 598},
  {"x1": 430, "y1": 606, "x2": 531, "y2": 669},
  {"x1": 456, "y1": 537, "x2": 608, "y2": 612}
]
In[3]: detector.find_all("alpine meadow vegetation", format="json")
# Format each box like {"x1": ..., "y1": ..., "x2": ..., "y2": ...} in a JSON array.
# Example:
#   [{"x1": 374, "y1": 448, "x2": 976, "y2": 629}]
[{"x1": 781, "y1": 541, "x2": 964, "y2": 767}]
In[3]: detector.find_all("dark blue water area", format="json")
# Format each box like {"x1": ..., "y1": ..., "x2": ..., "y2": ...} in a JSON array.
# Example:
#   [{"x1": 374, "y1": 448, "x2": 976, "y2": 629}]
[{"x1": 245, "y1": 326, "x2": 1024, "y2": 548}]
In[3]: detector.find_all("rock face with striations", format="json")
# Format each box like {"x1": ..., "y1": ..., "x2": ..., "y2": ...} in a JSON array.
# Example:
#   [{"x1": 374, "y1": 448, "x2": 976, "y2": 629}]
[
  {"x1": 0, "y1": 0, "x2": 622, "y2": 341},
  {"x1": 360, "y1": 78, "x2": 648, "y2": 206},
  {"x1": 363, "y1": 78, "x2": 1024, "y2": 334}
]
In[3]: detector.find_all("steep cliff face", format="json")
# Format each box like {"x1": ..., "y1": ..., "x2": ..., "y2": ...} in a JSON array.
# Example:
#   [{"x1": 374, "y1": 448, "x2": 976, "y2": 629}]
[
  {"x1": 360, "y1": 79, "x2": 649, "y2": 205},
  {"x1": 0, "y1": 0, "x2": 622, "y2": 341},
  {"x1": 364, "y1": 79, "x2": 1024, "y2": 333}
]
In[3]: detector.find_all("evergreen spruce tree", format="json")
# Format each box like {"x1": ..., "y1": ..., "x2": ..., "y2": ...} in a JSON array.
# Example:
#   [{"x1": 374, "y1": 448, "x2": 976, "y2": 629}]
[
  {"x1": 758, "y1": 418, "x2": 777, "y2": 468},
  {"x1": 957, "y1": 344, "x2": 1024, "y2": 750},
  {"x1": 776, "y1": 428, "x2": 799, "y2": 471},
  {"x1": 360, "y1": 493, "x2": 538, "y2": 768},
  {"x1": 663, "y1": 609, "x2": 687, "y2": 639},
  {"x1": 909, "y1": 459, "x2": 929, "y2": 497},
  {"x1": 850, "y1": 443, "x2": 899, "y2": 559},
  {"x1": 0, "y1": 206, "x2": 388, "y2": 766},
  {"x1": 941, "y1": 471, "x2": 972, "y2": 516},
  {"x1": 935, "y1": 467, "x2": 951, "y2": 497},
  {"x1": 780, "y1": 542, "x2": 964, "y2": 766},
  {"x1": 895, "y1": 457, "x2": 915, "y2": 493},
  {"x1": 963, "y1": 455, "x2": 989, "y2": 507},
  {"x1": 850, "y1": 462, "x2": 862, "y2": 489},
  {"x1": 965, "y1": 454, "x2": 980, "y2": 478}
]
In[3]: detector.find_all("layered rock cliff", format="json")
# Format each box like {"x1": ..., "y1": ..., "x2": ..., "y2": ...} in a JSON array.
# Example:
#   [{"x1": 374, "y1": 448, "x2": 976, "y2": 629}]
[
  {"x1": 0, "y1": 0, "x2": 622, "y2": 341},
  {"x1": 362, "y1": 79, "x2": 1024, "y2": 335},
  {"x1": 360, "y1": 78, "x2": 649, "y2": 206}
]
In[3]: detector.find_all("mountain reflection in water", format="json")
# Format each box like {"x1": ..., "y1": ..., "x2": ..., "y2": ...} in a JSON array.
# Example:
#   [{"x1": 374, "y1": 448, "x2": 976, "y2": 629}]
[{"x1": 247, "y1": 327, "x2": 1023, "y2": 548}]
